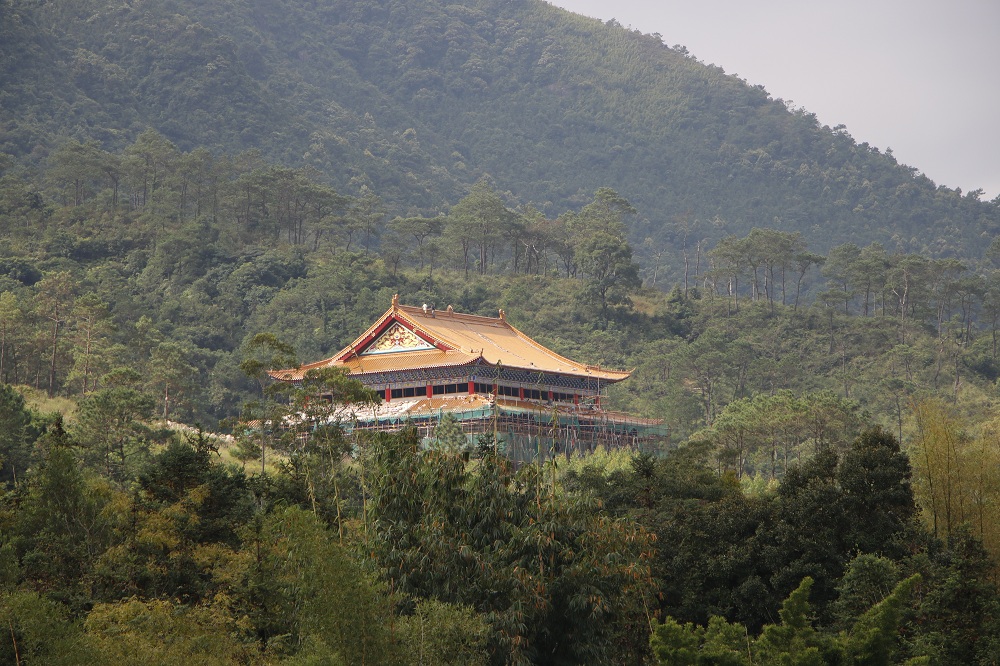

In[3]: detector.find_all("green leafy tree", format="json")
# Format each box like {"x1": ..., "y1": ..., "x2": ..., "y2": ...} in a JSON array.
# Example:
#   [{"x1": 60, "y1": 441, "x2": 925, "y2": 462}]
[
  {"x1": 379, "y1": 223, "x2": 409, "y2": 276},
  {"x1": 148, "y1": 340, "x2": 199, "y2": 420},
  {"x1": 708, "y1": 234, "x2": 747, "y2": 313},
  {"x1": 394, "y1": 599, "x2": 490, "y2": 666},
  {"x1": 753, "y1": 578, "x2": 828, "y2": 665},
  {"x1": 84, "y1": 598, "x2": 253, "y2": 665},
  {"x1": 366, "y1": 429, "x2": 654, "y2": 665},
  {"x1": 278, "y1": 366, "x2": 379, "y2": 527},
  {"x1": 34, "y1": 271, "x2": 76, "y2": 397},
  {"x1": 842, "y1": 574, "x2": 922, "y2": 666},
  {"x1": 855, "y1": 242, "x2": 891, "y2": 317},
  {"x1": 907, "y1": 527, "x2": 1000, "y2": 665},
  {"x1": 0, "y1": 590, "x2": 98, "y2": 664},
  {"x1": 16, "y1": 418, "x2": 116, "y2": 610},
  {"x1": 431, "y1": 411, "x2": 469, "y2": 453},
  {"x1": 571, "y1": 188, "x2": 641, "y2": 315},
  {"x1": 273, "y1": 507, "x2": 396, "y2": 662},
  {"x1": 122, "y1": 129, "x2": 179, "y2": 219},
  {"x1": 121, "y1": 433, "x2": 255, "y2": 586},
  {"x1": 0, "y1": 290, "x2": 26, "y2": 383},
  {"x1": 0, "y1": 384, "x2": 38, "y2": 486},
  {"x1": 650, "y1": 614, "x2": 746, "y2": 666},
  {"x1": 823, "y1": 243, "x2": 861, "y2": 314},
  {"x1": 390, "y1": 215, "x2": 444, "y2": 273},
  {"x1": 350, "y1": 185, "x2": 386, "y2": 255},
  {"x1": 447, "y1": 179, "x2": 519, "y2": 276},
  {"x1": 68, "y1": 292, "x2": 114, "y2": 396},
  {"x1": 73, "y1": 382, "x2": 156, "y2": 481},
  {"x1": 238, "y1": 333, "x2": 298, "y2": 478},
  {"x1": 46, "y1": 138, "x2": 105, "y2": 207},
  {"x1": 651, "y1": 575, "x2": 922, "y2": 666},
  {"x1": 910, "y1": 398, "x2": 972, "y2": 542},
  {"x1": 831, "y1": 554, "x2": 900, "y2": 631},
  {"x1": 837, "y1": 427, "x2": 916, "y2": 556},
  {"x1": 229, "y1": 506, "x2": 396, "y2": 662}
]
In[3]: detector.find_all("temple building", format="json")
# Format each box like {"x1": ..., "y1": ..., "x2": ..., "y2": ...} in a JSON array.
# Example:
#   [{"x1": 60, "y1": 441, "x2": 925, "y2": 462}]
[{"x1": 272, "y1": 295, "x2": 666, "y2": 460}]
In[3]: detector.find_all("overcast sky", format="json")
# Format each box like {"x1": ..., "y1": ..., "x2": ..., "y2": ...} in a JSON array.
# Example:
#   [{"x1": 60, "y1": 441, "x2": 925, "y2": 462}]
[{"x1": 550, "y1": 0, "x2": 1000, "y2": 201}]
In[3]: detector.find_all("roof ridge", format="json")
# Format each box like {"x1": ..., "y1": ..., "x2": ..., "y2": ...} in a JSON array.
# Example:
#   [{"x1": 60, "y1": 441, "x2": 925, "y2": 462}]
[{"x1": 397, "y1": 303, "x2": 508, "y2": 326}]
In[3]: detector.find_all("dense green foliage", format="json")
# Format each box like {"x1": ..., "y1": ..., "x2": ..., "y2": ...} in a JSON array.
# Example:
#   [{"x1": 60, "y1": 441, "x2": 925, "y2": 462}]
[
  {"x1": 650, "y1": 575, "x2": 923, "y2": 666},
  {"x1": 1, "y1": 397, "x2": 999, "y2": 664},
  {"x1": 5, "y1": 128, "x2": 1000, "y2": 573},
  {"x1": 2, "y1": 0, "x2": 998, "y2": 277},
  {"x1": 4, "y1": 131, "x2": 1000, "y2": 439},
  {"x1": 367, "y1": 429, "x2": 654, "y2": 664},
  {"x1": 565, "y1": 429, "x2": 1000, "y2": 665}
]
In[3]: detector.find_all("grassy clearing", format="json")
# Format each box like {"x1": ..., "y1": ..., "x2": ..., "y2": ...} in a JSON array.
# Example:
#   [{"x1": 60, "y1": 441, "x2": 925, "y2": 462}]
[{"x1": 16, "y1": 385, "x2": 78, "y2": 421}]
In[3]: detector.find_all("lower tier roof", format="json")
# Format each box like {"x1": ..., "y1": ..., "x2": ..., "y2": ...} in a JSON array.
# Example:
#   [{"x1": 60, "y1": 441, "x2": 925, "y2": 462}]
[{"x1": 321, "y1": 393, "x2": 666, "y2": 436}]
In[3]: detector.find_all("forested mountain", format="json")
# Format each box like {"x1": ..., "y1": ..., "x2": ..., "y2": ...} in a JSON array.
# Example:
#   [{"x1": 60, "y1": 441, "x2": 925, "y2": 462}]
[
  {"x1": 5, "y1": 1, "x2": 1000, "y2": 663},
  {"x1": 2, "y1": 0, "x2": 998, "y2": 274}
]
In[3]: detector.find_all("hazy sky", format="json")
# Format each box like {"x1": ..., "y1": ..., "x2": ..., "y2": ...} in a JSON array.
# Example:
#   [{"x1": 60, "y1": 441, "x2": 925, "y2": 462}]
[{"x1": 550, "y1": 0, "x2": 1000, "y2": 201}]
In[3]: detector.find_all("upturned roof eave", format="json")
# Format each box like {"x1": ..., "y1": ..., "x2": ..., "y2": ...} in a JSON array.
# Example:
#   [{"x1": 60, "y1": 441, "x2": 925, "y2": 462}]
[{"x1": 270, "y1": 296, "x2": 632, "y2": 383}]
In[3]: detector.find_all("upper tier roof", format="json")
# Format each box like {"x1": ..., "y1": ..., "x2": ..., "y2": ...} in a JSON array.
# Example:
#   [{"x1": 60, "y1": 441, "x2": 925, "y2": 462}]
[{"x1": 270, "y1": 295, "x2": 631, "y2": 383}]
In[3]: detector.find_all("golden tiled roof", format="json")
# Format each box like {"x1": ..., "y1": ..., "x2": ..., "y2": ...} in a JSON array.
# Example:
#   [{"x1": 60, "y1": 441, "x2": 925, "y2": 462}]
[{"x1": 271, "y1": 295, "x2": 631, "y2": 383}]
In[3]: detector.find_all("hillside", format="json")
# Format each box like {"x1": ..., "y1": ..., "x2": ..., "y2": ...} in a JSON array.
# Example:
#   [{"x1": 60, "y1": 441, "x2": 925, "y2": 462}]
[
  {"x1": 2, "y1": 0, "x2": 998, "y2": 275},
  {"x1": 4, "y1": 4, "x2": 1000, "y2": 659}
]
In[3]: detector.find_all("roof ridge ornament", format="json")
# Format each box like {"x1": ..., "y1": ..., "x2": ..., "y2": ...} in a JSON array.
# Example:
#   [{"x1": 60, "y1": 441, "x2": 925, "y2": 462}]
[
  {"x1": 392, "y1": 293, "x2": 400, "y2": 310},
  {"x1": 498, "y1": 308, "x2": 506, "y2": 322}
]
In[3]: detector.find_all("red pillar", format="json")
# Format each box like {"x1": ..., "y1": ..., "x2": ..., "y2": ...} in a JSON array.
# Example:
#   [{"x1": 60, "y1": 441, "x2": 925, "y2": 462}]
[
  {"x1": 519, "y1": 386, "x2": 525, "y2": 401},
  {"x1": 385, "y1": 387, "x2": 391, "y2": 403},
  {"x1": 468, "y1": 380, "x2": 475, "y2": 395},
  {"x1": 426, "y1": 384, "x2": 433, "y2": 398},
  {"x1": 573, "y1": 394, "x2": 579, "y2": 406}
]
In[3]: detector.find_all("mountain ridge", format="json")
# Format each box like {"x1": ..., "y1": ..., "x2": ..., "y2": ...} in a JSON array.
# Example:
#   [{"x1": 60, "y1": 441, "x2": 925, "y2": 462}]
[{"x1": 2, "y1": 0, "x2": 997, "y2": 269}]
